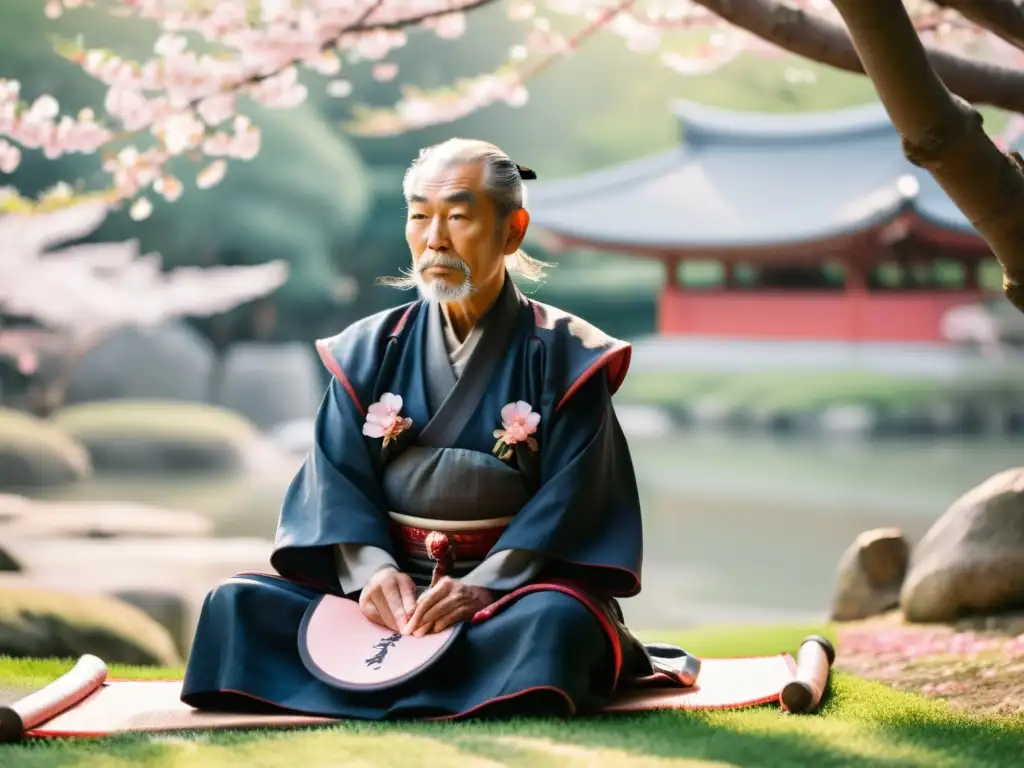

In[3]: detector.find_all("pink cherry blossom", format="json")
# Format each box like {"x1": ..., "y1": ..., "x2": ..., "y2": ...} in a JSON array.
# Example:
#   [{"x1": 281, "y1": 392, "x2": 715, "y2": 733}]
[
  {"x1": 1, "y1": 0, "x2": 1020, "y2": 211},
  {"x1": 363, "y1": 392, "x2": 413, "y2": 447},
  {"x1": 493, "y1": 400, "x2": 540, "y2": 459}
]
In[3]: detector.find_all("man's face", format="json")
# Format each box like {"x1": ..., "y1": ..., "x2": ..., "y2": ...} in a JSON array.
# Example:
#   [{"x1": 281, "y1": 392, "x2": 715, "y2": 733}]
[{"x1": 405, "y1": 160, "x2": 508, "y2": 303}]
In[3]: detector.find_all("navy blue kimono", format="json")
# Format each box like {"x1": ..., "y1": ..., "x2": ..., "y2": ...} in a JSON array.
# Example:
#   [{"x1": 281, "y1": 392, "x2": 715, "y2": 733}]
[{"x1": 181, "y1": 274, "x2": 665, "y2": 719}]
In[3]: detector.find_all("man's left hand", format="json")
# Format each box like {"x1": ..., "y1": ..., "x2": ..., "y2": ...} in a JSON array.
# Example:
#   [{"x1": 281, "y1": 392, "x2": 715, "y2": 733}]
[{"x1": 402, "y1": 577, "x2": 493, "y2": 637}]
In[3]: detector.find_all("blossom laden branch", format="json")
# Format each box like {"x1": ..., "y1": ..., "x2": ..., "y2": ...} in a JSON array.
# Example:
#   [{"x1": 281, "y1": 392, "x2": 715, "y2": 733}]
[
  {"x1": 934, "y1": 0, "x2": 1024, "y2": 53},
  {"x1": 683, "y1": 0, "x2": 1024, "y2": 115},
  {"x1": 4, "y1": 0, "x2": 1024, "y2": 215},
  {"x1": 3, "y1": 1, "x2": 492, "y2": 216}
]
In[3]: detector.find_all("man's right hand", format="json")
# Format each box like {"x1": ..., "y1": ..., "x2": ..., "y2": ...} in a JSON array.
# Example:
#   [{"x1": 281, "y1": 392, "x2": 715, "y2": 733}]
[{"x1": 358, "y1": 567, "x2": 418, "y2": 632}]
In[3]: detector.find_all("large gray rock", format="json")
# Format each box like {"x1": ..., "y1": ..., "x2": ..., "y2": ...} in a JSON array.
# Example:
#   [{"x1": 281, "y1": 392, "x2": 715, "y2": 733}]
[
  {"x1": 55, "y1": 401, "x2": 262, "y2": 474},
  {"x1": 0, "y1": 408, "x2": 91, "y2": 490},
  {"x1": 214, "y1": 342, "x2": 322, "y2": 429},
  {"x1": 0, "y1": 579, "x2": 181, "y2": 666},
  {"x1": 6, "y1": 536, "x2": 273, "y2": 650},
  {"x1": 901, "y1": 468, "x2": 1024, "y2": 622},
  {"x1": 113, "y1": 589, "x2": 190, "y2": 656},
  {"x1": 0, "y1": 543, "x2": 21, "y2": 572},
  {"x1": 830, "y1": 527, "x2": 909, "y2": 621},
  {"x1": 66, "y1": 323, "x2": 216, "y2": 405}
]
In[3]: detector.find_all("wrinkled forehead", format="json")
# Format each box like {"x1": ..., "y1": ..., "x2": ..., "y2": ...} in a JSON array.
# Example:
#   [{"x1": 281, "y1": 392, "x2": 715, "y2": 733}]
[{"x1": 405, "y1": 159, "x2": 487, "y2": 204}]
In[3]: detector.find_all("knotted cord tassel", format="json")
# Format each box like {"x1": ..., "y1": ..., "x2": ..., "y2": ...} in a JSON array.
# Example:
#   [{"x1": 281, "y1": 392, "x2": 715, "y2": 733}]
[{"x1": 425, "y1": 531, "x2": 455, "y2": 588}]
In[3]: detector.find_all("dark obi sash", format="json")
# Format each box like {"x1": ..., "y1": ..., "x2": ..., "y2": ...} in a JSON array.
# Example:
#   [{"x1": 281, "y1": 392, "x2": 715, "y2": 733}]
[{"x1": 380, "y1": 444, "x2": 531, "y2": 580}]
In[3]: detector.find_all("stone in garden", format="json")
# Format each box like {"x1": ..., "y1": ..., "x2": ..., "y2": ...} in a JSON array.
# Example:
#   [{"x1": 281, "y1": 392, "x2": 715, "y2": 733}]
[
  {"x1": 0, "y1": 542, "x2": 21, "y2": 572},
  {"x1": 214, "y1": 342, "x2": 323, "y2": 430},
  {"x1": 901, "y1": 467, "x2": 1024, "y2": 622},
  {"x1": 5, "y1": 536, "x2": 273, "y2": 650},
  {"x1": 54, "y1": 400, "x2": 263, "y2": 474},
  {"x1": 831, "y1": 527, "x2": 909, "y2": 621},
  {"x1": 0, "y1": 408, "x2": 91, "y2": 490},
  {"x1": 113, "y1": 589, "x2": 190, "y2": 655},
  {"x1": 0, "y1": 494, "x2": 212, "y2": 539},
  {"x1": 0, "y1": 582, "x2": 181, "y2": 666},
  {"x1": 66, "y1": 322, "x2": 216, "y2": 405}
]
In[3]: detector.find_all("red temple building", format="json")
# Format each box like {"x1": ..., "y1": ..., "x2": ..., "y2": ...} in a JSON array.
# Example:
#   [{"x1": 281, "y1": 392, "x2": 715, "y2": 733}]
[{"x1": 526, "y1": 100, "x2": 994, "y2": 342}]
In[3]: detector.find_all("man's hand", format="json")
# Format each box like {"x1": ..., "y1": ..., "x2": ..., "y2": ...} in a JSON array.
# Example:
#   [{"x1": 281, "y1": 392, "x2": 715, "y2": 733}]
[
  {"x1": 359, "y1": 567, "x2": 418, "y2": 633},
  {"x1": 402, "y1": 577, "x2": 493, "y2": 637}
]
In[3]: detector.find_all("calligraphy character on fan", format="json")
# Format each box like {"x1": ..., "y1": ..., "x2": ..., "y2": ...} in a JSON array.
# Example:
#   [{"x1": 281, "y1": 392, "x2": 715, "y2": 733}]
[{"x1": 181, "y1": 139, "x2": 673, "y2": 718}]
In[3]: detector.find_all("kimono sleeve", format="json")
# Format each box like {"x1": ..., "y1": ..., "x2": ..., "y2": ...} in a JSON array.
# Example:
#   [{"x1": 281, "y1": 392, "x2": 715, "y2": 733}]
[
  {"x1": 269, "y1": 378, "x2": 398, "y2": 591},
  {"x1": 489, "y1": 369, "x2": 643, "y2": 597}
]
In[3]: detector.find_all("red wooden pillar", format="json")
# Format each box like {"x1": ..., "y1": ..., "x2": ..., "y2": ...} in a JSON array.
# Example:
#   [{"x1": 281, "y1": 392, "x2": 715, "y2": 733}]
[
  {"x1": 844, "y1": 254, "x2": 868, "y2": 341},
  {"x1": 660, "y1": 256, "x2": 682, "y2": 334},
  {"x1": 724, "y1": 260, "x2": 737, "y2": 289},
  {"x1": 962, "y1": 256, "x2": 979, "y2": 290}
]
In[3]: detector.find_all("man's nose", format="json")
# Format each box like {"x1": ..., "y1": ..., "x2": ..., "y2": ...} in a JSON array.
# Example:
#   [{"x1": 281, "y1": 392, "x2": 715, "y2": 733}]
[{"x1": 426, "y1": 218, "x2": 450, "y2": 251}]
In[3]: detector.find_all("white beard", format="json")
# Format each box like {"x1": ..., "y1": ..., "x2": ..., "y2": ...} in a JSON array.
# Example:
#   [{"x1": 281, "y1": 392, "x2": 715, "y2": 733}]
[{"x1": 415, "y1": 255, "x2": 475, "y2": 303}]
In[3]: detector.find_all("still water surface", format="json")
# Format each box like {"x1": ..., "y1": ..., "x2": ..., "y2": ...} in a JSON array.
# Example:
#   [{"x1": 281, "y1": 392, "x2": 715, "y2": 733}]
[{"x1": 38, "y1": 432, "x2": 1021, "y2": 631}]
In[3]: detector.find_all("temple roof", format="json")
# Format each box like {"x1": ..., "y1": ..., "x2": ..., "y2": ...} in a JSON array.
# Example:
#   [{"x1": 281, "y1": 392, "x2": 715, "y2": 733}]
[{"x1": 526, "y1": 99, "x2": 982, "y2": 253}]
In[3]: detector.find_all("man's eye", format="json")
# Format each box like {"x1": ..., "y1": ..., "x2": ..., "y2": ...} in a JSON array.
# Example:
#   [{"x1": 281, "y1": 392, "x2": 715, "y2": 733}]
[
  {"x1": 450, "y1": 214, "x2": 465, "y2": 221},
  {"x1": 409, "y1": 213, "x2": 426, "y2": 220}
]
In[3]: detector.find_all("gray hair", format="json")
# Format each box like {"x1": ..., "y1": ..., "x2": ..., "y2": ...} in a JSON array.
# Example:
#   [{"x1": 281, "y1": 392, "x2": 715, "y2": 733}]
[{"x1": 380, "y1": 138, "x2": 552, "y2": 290}]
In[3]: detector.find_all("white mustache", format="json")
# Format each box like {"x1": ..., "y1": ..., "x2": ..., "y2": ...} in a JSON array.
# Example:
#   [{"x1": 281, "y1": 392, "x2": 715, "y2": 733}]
[{"x1": 418, "y1": 254, "x2": 470, "y2": 275}]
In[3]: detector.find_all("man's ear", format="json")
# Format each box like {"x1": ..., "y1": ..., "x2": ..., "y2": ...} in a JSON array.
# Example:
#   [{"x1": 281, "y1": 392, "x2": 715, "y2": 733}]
[{"x1": 503, "y1": 208, "x2": 530, "y2": 255}]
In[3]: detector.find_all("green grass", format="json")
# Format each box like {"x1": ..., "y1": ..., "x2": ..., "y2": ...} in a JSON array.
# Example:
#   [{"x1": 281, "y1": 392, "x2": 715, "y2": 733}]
[
  {"x1": 617, "y1": 370, "x2": 1024, "y2": 414},
  {"x1": 2, "y1": 622, "x2": 1023, "y2": 766}
]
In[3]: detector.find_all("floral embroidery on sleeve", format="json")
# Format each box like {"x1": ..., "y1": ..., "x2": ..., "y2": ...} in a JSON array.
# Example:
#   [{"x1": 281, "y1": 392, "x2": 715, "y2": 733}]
[
  {"x1": 492, "y1": 400, "x2": 540, "y2": 461},
  {"x1": 362, "y1": 393, "x2": 412, "y2": 448}
]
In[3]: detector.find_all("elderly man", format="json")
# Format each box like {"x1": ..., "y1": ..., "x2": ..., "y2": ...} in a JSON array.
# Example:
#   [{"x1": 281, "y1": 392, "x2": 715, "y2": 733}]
[{"x1": 181, "y1": 139, "x2": 674, "y2": 719}]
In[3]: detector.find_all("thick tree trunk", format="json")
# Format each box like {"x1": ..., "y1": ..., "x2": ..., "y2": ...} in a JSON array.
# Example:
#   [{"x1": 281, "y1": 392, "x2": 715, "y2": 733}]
[
  {"x1": 934, "y1": 0, "x2": 1024, "y2": 53},
  {"x1": 828, "y1": 0, "x2": 1024, "y2": 312},
  {"x1": 688, "y1": 0, "x2": 1024, "y2": 114}
]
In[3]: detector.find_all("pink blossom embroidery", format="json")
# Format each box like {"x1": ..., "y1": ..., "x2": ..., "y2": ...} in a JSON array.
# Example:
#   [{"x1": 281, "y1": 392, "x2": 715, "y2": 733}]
[
  {"x1": 362, "y1": 393, "x2": 412, "y2": 448},
  {"x1": 492, "y1": 401, "x2": 540, "y2": 461}
]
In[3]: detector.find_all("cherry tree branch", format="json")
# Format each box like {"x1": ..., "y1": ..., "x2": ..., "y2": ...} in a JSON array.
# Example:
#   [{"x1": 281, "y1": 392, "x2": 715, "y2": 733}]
[
  {"x1": 933, "y1": 0, "x2": 1024, "y2": 53},
  {"x1": 827, "y1": 0, "x2": 1024, "y2": 312},
  {"x1": 687, "y1": 0, "x2": 1024, "y2": 114},
  {"x1": 346, "y1": 0, "x2": 499, "y2": 32}
]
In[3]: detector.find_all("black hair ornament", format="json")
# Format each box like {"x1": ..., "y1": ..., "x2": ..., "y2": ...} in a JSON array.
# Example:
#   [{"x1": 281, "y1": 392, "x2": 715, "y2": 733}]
[{"x1": 515, "y1": 164, "x2": 537, "y2": 180}]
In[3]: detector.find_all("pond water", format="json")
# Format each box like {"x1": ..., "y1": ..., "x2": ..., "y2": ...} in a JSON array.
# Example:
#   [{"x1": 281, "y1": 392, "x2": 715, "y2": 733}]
[{"x1": 35, "y1": 432, "x2": 1020, "y2": 632}]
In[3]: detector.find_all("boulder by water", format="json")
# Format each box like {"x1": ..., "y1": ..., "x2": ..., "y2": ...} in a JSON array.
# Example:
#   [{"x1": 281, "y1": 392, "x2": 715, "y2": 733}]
[
  {"x1": 0, "y1": 408, "x2": 92, "y2": 490},
  {"x1": 214, "y1": 342, "x2": 323, "y2": 430},
  {"x1": 830, "y1": 527, "x2": 909, "y2": 621},
  {"x1": 901, "y1": 467, "x2": 1024, "y2": 622},
  {"x1": 0, "y1": 580, "x2": 181, "y2": 666},
  {"x1": 6, "y1": 536, "x2": 273, "y2": 650},
  {"x1": 54, "y1": 400, "x2": 264, "y2": 474},
  {"x1": 0, "y1": 543, "x2": 21, "y2": 572},
  {"x1": 113, "y1": 588, "x2": 191, "y2": 656},
  {"x1": 66, "y1": 323, "x2": 216, "y2": 405}
]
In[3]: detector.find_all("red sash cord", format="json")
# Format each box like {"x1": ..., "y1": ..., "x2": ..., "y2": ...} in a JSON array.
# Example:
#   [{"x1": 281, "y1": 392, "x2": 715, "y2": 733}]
[{"x1": 390, "y1": 522, "x2": 506, "y2": 562}]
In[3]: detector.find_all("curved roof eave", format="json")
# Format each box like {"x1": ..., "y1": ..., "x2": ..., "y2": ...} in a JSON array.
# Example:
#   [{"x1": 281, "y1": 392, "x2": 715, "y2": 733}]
[
  {"x1": 526, "y1": 101, "x2": 988, "y2": 253},
  {"x1": 526, "y1": 148, "x2": 687, "y2": 207},
  {"x1": 528, "y1": 205, "x2": 905, "y2": 256},
  {"x1": 669, "y1": 98, "x2": 895, "y2": 144}
]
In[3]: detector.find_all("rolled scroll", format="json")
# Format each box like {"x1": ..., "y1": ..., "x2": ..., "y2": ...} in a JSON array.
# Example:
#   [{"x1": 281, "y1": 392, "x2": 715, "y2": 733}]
[
  {"x1": 780, "y1": 635, "x2": 835, "y2": 714},
  {"x1": 0, "y1": 654, "x2": 108, "y2": 742}
]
